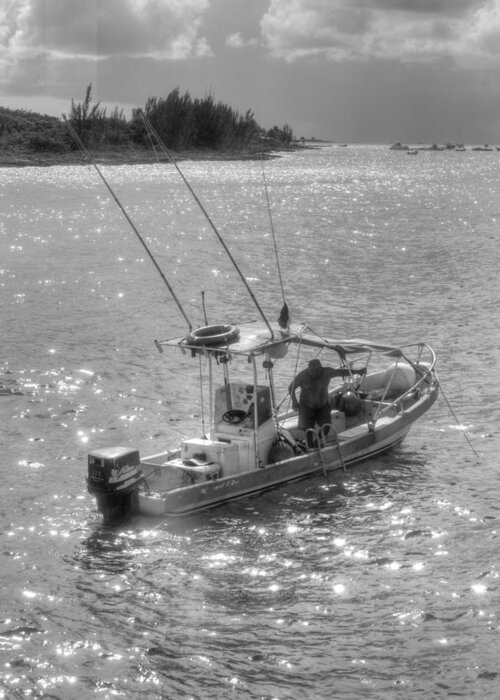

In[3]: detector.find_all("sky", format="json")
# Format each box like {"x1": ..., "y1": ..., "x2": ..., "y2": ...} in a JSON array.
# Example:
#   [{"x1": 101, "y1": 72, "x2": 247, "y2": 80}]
[{"x1": 1, "y1": 0, "x2": 500, "y2": 144}]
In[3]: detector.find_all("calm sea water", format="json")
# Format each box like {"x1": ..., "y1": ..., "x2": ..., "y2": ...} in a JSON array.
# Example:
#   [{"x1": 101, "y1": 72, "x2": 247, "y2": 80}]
[{"x1": 1, "y1": 145, "x2": 499, "y2": 699}]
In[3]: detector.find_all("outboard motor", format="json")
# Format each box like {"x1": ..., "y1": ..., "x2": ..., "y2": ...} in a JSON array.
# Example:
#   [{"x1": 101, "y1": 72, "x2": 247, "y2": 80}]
[{"x1": 87, "y1": 447, "x2": 143, "y2": 523}]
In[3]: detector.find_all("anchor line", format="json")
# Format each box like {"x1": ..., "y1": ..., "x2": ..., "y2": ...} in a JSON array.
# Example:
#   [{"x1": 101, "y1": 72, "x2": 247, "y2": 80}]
[
  {"x1": 63, "y1": 116, "x2": 193, "y2": 331},
  {"x1": 438, "y1": 380, "x2": 481, "y2": 460},
  {"x1": 138, "y1": 110, "x2": 275, "y2": 339}
]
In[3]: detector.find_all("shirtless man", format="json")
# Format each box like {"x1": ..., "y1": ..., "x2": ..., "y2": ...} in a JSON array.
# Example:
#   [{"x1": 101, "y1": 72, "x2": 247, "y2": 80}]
[{"x1": 288, "y1": 358, "x2": 348, "y2": 431}]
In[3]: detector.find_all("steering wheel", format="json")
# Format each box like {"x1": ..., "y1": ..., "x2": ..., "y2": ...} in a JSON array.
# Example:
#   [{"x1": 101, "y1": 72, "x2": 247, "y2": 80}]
[{"x1": 222, "y1": 409, "x2": 248, "y2": 424}]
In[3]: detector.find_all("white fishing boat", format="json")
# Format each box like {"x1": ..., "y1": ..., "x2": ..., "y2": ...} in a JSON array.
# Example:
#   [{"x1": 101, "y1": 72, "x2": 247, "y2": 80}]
[
  {"x1": 87, "y1": 326, "x2": 438, "y2": 521},
  {"x1": 65, "y1": 115, "x2": 439, "y2": 523}
]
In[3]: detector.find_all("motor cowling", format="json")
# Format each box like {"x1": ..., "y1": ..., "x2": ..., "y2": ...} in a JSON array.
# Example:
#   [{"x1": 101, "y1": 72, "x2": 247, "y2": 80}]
[
  {"x1": 336, "y1": 389, "x2": 362, "y2": 417},
  {"x1": 87, "y1": 446, "x2": 143, "y2": 522}
]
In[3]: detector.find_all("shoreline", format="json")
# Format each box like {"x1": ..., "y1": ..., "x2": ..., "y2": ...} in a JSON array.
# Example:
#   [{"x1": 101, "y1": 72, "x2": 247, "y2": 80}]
[{"x1": 0, "y1": 143, "x2": 324, "y2": 168}]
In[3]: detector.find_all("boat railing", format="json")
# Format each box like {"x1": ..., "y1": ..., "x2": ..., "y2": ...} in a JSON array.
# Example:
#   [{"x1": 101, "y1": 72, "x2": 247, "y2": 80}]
[
  {"x1": 370, "y1": 343, "x2": 437, "y2": 422},
  {"x1": 277, "y1": 341, "x2": 436, "y2": 430}
]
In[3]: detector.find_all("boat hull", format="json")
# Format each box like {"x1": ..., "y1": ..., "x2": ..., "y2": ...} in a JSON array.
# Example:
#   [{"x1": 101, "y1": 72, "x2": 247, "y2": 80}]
[{"x1": 138, "y1": 382, "x2": 438, "y2": 516}]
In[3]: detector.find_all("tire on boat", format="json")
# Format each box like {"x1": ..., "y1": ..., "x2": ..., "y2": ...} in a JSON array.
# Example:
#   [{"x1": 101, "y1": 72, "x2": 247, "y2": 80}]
[
  {"x1": 185, "y1": 324, "x2": 240, "y2": 346},
  {"x1": 268, "y1": 438, "x2": 295, "y2": 463}
]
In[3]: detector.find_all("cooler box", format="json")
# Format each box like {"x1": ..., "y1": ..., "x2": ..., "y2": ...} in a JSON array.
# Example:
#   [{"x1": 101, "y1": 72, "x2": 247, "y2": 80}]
[{"x1": 330, "y1": 410, "x2": 346, "y2": 433}]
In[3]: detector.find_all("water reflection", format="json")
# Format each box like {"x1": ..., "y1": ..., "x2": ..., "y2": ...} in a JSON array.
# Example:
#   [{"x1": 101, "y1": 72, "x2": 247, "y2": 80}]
[
  {"x1": 75, "y1": 527, "x2": 148, "y2": 574},
  {"x1": 2, "y1": 148, "x2": 500, "y2": 698}
]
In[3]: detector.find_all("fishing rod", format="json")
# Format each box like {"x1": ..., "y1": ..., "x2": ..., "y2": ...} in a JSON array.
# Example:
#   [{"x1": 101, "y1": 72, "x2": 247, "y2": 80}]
[
  {"x1": 260, "y1": 158, "x2": 290, "y2": 330},
  {"x1": 138, "y1": 110, "x2": 275, "y2": 339},
  {"x1": 63, "y1": 116, "x2": 193, "y2": 331}
]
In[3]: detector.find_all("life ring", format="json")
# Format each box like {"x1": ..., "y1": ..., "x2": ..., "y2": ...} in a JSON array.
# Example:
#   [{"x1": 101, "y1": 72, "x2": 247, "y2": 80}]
[{"x1": 186, "y1": 324, "x2": 240, "y2": 346}]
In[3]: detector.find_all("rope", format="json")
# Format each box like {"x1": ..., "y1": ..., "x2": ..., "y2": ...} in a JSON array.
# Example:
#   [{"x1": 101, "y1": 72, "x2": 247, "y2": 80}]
[
  {"x1": 278, "y1": 326, "x2": 306, "y2": 418},
  {"x1": 438, "y1": 381, "x2": 481, "y2": 460},
  {"x1": 198, "y1": 354, "x2": 206, "y2": 439}
]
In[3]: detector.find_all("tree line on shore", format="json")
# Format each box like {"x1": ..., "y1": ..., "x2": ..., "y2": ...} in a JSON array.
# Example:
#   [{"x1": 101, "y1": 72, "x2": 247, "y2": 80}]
[{"x1": 0, "y1": 84, "x2": 295, "y2": 157}]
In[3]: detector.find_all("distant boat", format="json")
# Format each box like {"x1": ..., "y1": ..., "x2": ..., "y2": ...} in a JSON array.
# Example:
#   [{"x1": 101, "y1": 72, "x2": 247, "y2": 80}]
[
  {"x1": 455, "y1": 144, "x2": 466, "y2": 151},
  {"x1": 389, "y1": 142, "x2": 408, "y2": 151},
  {"x1": 407, "y1": 149, "x2": 418, "y2": 155},
  {"x1": 472, "y1": 144, "x2": 494, "y2": 151},
  {"x1": 337, "y1": 143, "x2": 348, "y2": 147}
]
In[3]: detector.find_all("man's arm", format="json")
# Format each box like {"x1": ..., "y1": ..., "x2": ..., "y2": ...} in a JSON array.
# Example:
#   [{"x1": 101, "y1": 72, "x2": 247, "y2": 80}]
[
  {"x1": 288, "y1": 372, "x2": 305, "y2": 410},
  {"x1": 326, "y1": 366, "x2": 366, "y2": 378},
  {"x1": 325, "y1": 367, "x2": 348, "y2": 379}
]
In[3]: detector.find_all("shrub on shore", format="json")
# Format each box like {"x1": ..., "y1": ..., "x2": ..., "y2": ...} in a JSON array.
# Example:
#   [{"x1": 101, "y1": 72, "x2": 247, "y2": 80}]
[{"x1": 0, "y1": 84, "x2": 294, "y2": 161}]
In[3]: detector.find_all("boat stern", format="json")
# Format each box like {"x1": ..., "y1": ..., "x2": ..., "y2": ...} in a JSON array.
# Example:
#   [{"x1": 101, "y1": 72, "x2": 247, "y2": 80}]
[{"x1": 87, "y1": 446, "x2": 143, "y2": 522}]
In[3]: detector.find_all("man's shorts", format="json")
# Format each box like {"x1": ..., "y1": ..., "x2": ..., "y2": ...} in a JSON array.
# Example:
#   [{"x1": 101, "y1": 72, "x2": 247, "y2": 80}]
[{"x1": 298, "y1": 402, "x2": 331, "y2": 431}]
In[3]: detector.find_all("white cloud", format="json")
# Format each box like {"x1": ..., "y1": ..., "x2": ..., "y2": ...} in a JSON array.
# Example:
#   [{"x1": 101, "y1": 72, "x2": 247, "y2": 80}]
[
  {"x1": 260, "y1": 0, "x2": 500, "y2": 66},
  {"x1": 225, "y1": 32, "x2": 259, "y2": 49},
  {"x1": 460, "y1": 0, "x2": 500, "y2": 65},
  {"x1": 0, "y1": 0, "x2": 214, "y2": 105},
  {"x1": 1, "y1": 0, "x2": 211, "y2": 72}
]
